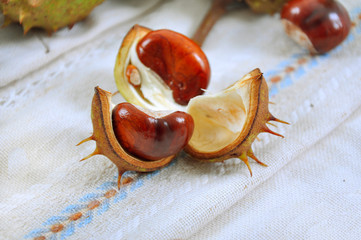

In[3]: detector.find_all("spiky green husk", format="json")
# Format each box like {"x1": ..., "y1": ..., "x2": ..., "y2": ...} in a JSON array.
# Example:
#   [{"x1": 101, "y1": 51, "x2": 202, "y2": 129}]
[
  {"x1": 245, "y1": 0, "x2": 290, "y2": 14},
  {"x1": 0, "y1": 0, "x2": 104, "y2": 34}
]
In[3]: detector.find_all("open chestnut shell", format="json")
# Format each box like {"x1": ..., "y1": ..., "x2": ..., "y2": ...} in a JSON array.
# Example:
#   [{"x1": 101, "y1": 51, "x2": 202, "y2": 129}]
[
  {"x1": 184, "y1": 68, "x2": 288, "y2": 175},
  {"x1": 77, "y1": 87, "x2": 193, "y2": 188},
  {"x1": 114, "y1": 25, "x2": 211, "y2": 111}
]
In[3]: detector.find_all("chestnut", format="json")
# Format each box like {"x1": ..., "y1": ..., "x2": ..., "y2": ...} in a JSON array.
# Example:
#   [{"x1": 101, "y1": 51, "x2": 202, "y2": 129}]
[
  {"x1": 77, "y1": 87, "x2": 194, "y2": 188},
  {"x1": 114, "y1": 25, "x2": 211, "y2": 111},
  {"x1": 281, "y1": 0, "x2": 351, "y2": 54},
  {"x1": 112, "y1": 102, "x2": 194, "y2": 161}
]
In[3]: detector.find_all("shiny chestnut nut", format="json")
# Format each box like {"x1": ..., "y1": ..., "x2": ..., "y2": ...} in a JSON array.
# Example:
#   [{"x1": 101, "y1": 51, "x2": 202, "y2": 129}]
[
  {"x1": 281, "y1": 0, "x2": 351, "y2": 54},
  {"x1": 114, "y1": 25, "x2": 211, "y2": 110},
  {"x1": 78, "y1": 87, "x2": 194, "y2": 188},
  {"x1": 112, "y1": 102, "x2": 194, "y2": 161}
]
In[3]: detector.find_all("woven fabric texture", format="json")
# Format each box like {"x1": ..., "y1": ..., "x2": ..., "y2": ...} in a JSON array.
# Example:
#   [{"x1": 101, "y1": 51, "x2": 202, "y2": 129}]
[{"x1": 0, "y1": 0, "x2": 360, "y2": 239}]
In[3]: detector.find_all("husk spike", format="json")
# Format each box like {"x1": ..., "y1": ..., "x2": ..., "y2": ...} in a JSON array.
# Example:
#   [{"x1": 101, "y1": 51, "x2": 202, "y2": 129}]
[
  {"x1": 117, "y1": 170, "x2": 126, "y2": 190},
  {"x1": 18, "y1": 9, "x2": 27, "y2": 23},
  {"x1": 23, "y1": 22, "x2": 32, "y2": 35},
  {"x1": 80, "y1": 148, "x2": 101, "y2": 162},
  {"x1": 76, "y1": 135, "x2": 95, "y2": 146},
  {"x1": 247, "y1": 149, "x2": 267, "y2": 167},
  {"x1": 68, "y1": 23, "x2": 75, "y2": 30},
  {"x1": 268, "y1": 114, "x2": 289, "y2": 125},
  {"x1": 262, "y1": 125, "x2": 284, "y2": 138},
  {"x1": 239, "y1": 153, "x2": 252, "y2": 176},
  {"x1": 266, "y1": 122, "x2": 278, "y2": 128}
]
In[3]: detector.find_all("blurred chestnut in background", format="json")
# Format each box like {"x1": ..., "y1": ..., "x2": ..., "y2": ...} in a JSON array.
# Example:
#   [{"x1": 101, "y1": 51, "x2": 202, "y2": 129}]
[{"x1": 281, "y1": 0, "x2": 351, "y2": 54}]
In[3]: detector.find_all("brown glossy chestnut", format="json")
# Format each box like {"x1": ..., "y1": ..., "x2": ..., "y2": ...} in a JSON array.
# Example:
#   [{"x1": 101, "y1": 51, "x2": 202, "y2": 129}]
[
  {"x1": 281, "y1": 0, "x2": 351, "y2": 54},
  {"x1": 112, "y1": 102, "x2": 194, "y2": 161},
  {"x1": 136, "y1": 29, "x2": 211, "y2": 105},
  {"x1": 114, "y1": 25, "x2": 211, "y2": 111}
]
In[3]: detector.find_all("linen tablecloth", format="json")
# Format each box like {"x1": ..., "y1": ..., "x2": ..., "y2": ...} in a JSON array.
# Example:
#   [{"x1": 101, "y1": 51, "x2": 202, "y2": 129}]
[{"x1": 1, "y1": 0, "x2": 361, "y2": 239}]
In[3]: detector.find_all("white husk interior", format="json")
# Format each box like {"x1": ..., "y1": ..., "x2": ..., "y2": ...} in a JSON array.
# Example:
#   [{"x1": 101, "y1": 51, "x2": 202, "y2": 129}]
[
  {"x1": 134, "y1": 104, "x2": 176, "y2": 118},
  {"x1": 281, "y1": 19, "x2": 316, "y2": 54},
  {"x1": 110, "y1": 101, "x2": 175, "y2": 118},
  {"x1": 126, "y1": 41, "x2": 185, "y2": 111},
  {"x1": 186, "y1": 74, "x2": 252, "y2": 152}
]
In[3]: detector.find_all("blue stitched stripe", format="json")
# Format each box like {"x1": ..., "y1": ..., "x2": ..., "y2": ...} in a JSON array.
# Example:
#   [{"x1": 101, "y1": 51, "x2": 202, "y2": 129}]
[
  {"x1": 61, "y1": 204, "x2": 86, "y2": 214},
  {"x1": 78, "y1": 193, "x2": 103, "y2": 202},
  {"x1": 97, "y1": 199, "x2": 110, "y2": 216},
  {"x1": 42, "y1": 216, "x2": 68, "y2": 226},
  {"x1": 24, "y1": 228, "x2": 49, "y2": 238},
  {"x1": 60, "y1": 222, "x2": 75, "y2": 240},
  {"x1": 114, "y1": 189, "x2": 127, "y2": 203},
  {"x1": 78, "y1": 211, "x2": 93, "y2": 228}
]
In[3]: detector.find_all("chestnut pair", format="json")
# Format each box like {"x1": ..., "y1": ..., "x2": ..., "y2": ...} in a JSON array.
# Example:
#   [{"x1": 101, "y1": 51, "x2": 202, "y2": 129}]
[
  {"x1": 79, "y1": 0, "x2": 350, "y2": 188},
  {"x1": 78, "y1": 25, "x2": 288, "y2": 189}
]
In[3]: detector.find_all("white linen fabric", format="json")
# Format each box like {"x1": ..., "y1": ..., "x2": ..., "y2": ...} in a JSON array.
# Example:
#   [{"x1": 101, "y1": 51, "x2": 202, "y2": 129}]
[
  {"x1": 0, "y1": 0, "x2": 163, "y2": 88},
  {"x1": 1, "y1": 0, "x2": 360, "y2": 239}
]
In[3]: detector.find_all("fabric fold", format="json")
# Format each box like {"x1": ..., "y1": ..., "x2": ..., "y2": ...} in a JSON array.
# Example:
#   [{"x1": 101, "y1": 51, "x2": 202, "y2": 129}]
[{"x1": 1, "y1": 0, "x2": 360, "y2": 239}]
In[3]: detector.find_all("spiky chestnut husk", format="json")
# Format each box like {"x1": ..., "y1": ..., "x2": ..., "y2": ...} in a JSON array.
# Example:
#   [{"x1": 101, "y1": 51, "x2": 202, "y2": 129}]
[
  {"x1": 77, "y1": 87, "x2": 174, "y2": 189},
  {"x1": 245, "y1": 0, "x2": 290, "y2": 14},
  {"x1": 0, "y1": 0, "x2": 104, "y2": 34},
  {"x1": 184, "y1": 69, "x2": 288, "y2": 175}
]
